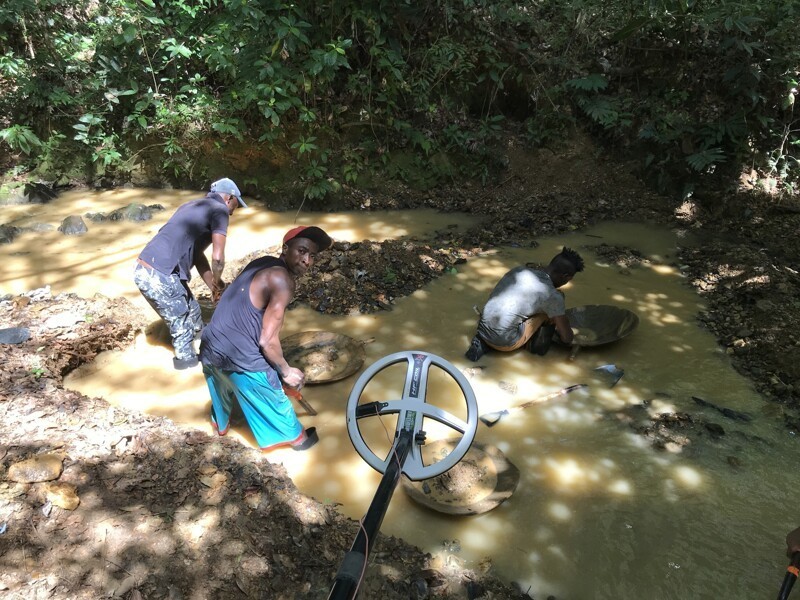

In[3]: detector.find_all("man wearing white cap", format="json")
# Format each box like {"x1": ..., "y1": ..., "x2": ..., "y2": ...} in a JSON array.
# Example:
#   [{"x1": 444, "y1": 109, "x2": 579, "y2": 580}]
[{"x1": 134, "y1": 177, "x2": 247, "y2": 370}]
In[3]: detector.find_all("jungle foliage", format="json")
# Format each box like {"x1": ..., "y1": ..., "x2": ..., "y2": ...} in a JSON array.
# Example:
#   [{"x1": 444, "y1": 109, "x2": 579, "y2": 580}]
[{"x1": 0, "y1": 0, "x2": 798, "y2": 200}]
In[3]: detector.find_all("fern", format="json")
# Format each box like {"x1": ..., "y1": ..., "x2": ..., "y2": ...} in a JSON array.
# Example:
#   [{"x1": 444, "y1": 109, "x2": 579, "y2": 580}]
[
  {"x1": 565, "y1": 74, "x2": 608, "y2": 92},
  {"x1": 686, "y1": 148, "x2": 726, "y2": 172},
  {"x1": 576, "y1": 96, "x2": 632, "y2": 128}
]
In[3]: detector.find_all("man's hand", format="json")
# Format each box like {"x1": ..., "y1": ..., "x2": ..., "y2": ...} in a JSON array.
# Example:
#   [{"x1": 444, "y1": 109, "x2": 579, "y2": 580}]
[
  {"x1": 280, "y1": 366, "x2": 305, "y2": 389},
  {"x1": 552, "y1": 314, "x2": 574, "y2": 345},
  {"x1": 211, "y1": 280, "x2": 227, "y2": 303}
]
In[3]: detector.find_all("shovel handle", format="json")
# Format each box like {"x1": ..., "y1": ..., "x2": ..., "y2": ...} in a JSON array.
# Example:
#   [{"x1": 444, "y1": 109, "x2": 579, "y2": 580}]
[
  {"x1": 478, "y1": 384, "x2": 587, "y2": 426},
  {"x1": 283, "y1": 384, "x2": 318, "y2": 416},
  {"x1": 283, "y1": 384, "x2": 303, "y2": 400}
]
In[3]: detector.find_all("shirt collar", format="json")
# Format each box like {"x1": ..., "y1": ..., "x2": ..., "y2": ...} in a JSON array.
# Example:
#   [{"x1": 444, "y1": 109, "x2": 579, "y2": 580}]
[{"x1": 206, "y1": 192, "x2": 227, "y2": 205}]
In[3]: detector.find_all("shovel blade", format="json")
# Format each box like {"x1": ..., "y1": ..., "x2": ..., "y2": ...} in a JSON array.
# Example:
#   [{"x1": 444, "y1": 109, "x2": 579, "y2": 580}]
[
  {"x1": 479, "y1": 410, "x2": 508, "y2": 427},
  {"x1": 594, "y1": 364, "x2": 624, "y2": 388}
]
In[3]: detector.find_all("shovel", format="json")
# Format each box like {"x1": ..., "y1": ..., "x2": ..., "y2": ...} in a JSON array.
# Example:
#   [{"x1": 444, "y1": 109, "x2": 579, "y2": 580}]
[
  {"x1": 283, "y1": 384, "x2": 317, "y2": 416},
  {"x1": 594, "y1": 364, "x2": 624, "y2": 388},
  {"x1": 480, "y1": 384, "x2": 587, "y2": 427}
]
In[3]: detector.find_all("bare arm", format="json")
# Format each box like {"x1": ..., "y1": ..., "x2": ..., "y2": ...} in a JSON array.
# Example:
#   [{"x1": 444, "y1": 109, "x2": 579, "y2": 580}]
[
  {"x1": 210, "y1": 232, "x2": 227, "y2": 288},
  {"x1": 193, "y1": 248, "x2": 214, "y2": 292},
  {"x1": 552, "y1": 314, "x2": 574, "y2": 345},
  {"x1": 196, "y1": 246, "x2": 226, "y2": 302},
  {"x1": 255, "y1": 269, "x2": 305, "y2": 388}
]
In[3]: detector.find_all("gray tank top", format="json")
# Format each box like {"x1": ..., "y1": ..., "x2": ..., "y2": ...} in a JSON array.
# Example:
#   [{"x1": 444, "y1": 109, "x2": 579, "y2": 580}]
[{"x1": 199, "y1": 256, "x2": 286, "y2": 382}]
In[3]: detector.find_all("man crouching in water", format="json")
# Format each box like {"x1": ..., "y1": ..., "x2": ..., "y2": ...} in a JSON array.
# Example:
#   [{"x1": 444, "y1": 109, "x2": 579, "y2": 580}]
[
  {"x1": 465, "y1": 247, "x2": 585, "y2": 361},
  {"x1": 199, "y1": 226, "x2": 332, "y2": 451}
]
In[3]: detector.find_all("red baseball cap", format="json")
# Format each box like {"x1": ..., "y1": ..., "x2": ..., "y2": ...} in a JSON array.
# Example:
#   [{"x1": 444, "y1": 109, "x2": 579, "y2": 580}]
[{"x1": 283, "y1": 225, "x2": 332, "y2": 251}]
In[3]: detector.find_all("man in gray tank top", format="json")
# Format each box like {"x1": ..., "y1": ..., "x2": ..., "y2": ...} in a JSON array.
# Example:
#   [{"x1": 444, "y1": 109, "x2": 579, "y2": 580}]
[
  {"x1": 199, "y1": 225, "x2": 332, "y2": 452},
  {"x1": 465, "y1": 247, "x2": 584, "y2": 361}
]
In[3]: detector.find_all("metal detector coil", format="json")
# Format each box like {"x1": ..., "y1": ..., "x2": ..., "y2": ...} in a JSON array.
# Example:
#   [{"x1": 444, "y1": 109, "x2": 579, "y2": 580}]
[{"x1": 345, "y1": 351, "x2": 479, "y2": 481}]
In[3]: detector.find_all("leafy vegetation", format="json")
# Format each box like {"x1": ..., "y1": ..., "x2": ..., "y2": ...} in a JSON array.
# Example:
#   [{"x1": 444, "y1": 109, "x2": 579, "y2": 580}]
[{"x1": 0, "y1": 0, "x2": 797, "y2": 200}]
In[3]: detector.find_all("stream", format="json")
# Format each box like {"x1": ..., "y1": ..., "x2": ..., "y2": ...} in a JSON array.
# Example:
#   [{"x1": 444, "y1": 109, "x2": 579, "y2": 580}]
[{"x1": 2, "y1": 188, "x2": 794, "y2": 598}]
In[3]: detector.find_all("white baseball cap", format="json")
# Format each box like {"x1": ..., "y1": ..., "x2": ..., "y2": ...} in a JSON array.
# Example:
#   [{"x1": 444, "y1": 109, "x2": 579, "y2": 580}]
[{"x1": 210, "y1": 178, "x2": 247, "y2": 207}]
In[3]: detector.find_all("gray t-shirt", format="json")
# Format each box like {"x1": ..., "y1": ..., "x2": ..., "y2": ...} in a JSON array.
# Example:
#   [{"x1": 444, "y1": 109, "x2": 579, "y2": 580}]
[
  {"x1": 138, "y1": 193, "x2": 229, "y2": 280},
  {"x1": 477, "y1": 266, "x2": 565, "y2": 347}
]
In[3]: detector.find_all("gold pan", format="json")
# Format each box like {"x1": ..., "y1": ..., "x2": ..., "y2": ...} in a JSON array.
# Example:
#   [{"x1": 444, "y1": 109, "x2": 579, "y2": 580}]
[{"x1": 281, "y1": 331, "x2": 367, "y2": 383}]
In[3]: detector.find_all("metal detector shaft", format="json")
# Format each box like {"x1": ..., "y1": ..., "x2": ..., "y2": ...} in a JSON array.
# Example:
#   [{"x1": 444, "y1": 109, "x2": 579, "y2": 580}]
[
  {"x1": 778, "y1": 552, "x2": 800, "y2": 600},
  {"x1": 328, "y1": 428, "x2": 415, "y2": 600}
]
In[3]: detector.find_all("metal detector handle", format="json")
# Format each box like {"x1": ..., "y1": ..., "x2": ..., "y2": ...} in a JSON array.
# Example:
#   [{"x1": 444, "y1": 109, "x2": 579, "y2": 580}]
[
  {"x1": 355, "y1": 401, "x2": 389, "y2": 418},
  {"x1": 328, "y1": 428, "x2": 414, "y2": 600},
  {"x1": 778, "y1": 552, "x2": 800, "y2": 600}
]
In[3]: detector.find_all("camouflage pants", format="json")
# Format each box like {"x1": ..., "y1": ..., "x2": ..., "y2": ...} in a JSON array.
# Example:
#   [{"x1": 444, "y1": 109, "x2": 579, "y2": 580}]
[{"x1": 134, "y1": 263, "x2": 202, "y2": 360}]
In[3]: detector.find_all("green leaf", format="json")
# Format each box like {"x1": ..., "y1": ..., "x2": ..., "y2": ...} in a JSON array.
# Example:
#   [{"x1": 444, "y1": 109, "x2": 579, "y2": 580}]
[
  {"x1": 686, "y1": 148, "x2": 726, "y2": 172},
  {"x1": 611, "y1": 16, "x2": 651, "y2": 42},
  {"x1": 0, "y1": 125, "x2": 42, "y2": 154},
  {"x1": 579, "y1": 97, "x2": 619, "y2": 126},
  {"x1": 566, "y1": 74, "x2": 608, "y2": 92},
  {"x1": 162, "y1": 38, "x2": 192, "y2": 59},
  {"x1": 123, "y1": 25, "x2": 138, "y2": 43}
]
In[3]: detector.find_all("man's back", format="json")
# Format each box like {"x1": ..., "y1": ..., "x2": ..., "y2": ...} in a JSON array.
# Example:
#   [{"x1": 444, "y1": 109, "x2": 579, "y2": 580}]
[
  {"x1": 478, "y1": 266, "x2": 565, "y2": 347},
  {"x1": 200, "y1": 256, "x2": 286, "y2": 375},
  {"x1": 139, "y1": 197, "x2": 229, "y2": 276}
]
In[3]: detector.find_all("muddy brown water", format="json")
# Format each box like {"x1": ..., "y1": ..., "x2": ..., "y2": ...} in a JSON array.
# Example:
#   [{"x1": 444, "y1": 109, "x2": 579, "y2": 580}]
[{"x1": 3, "y1": 189, "x2": 795, "y2": 598}]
